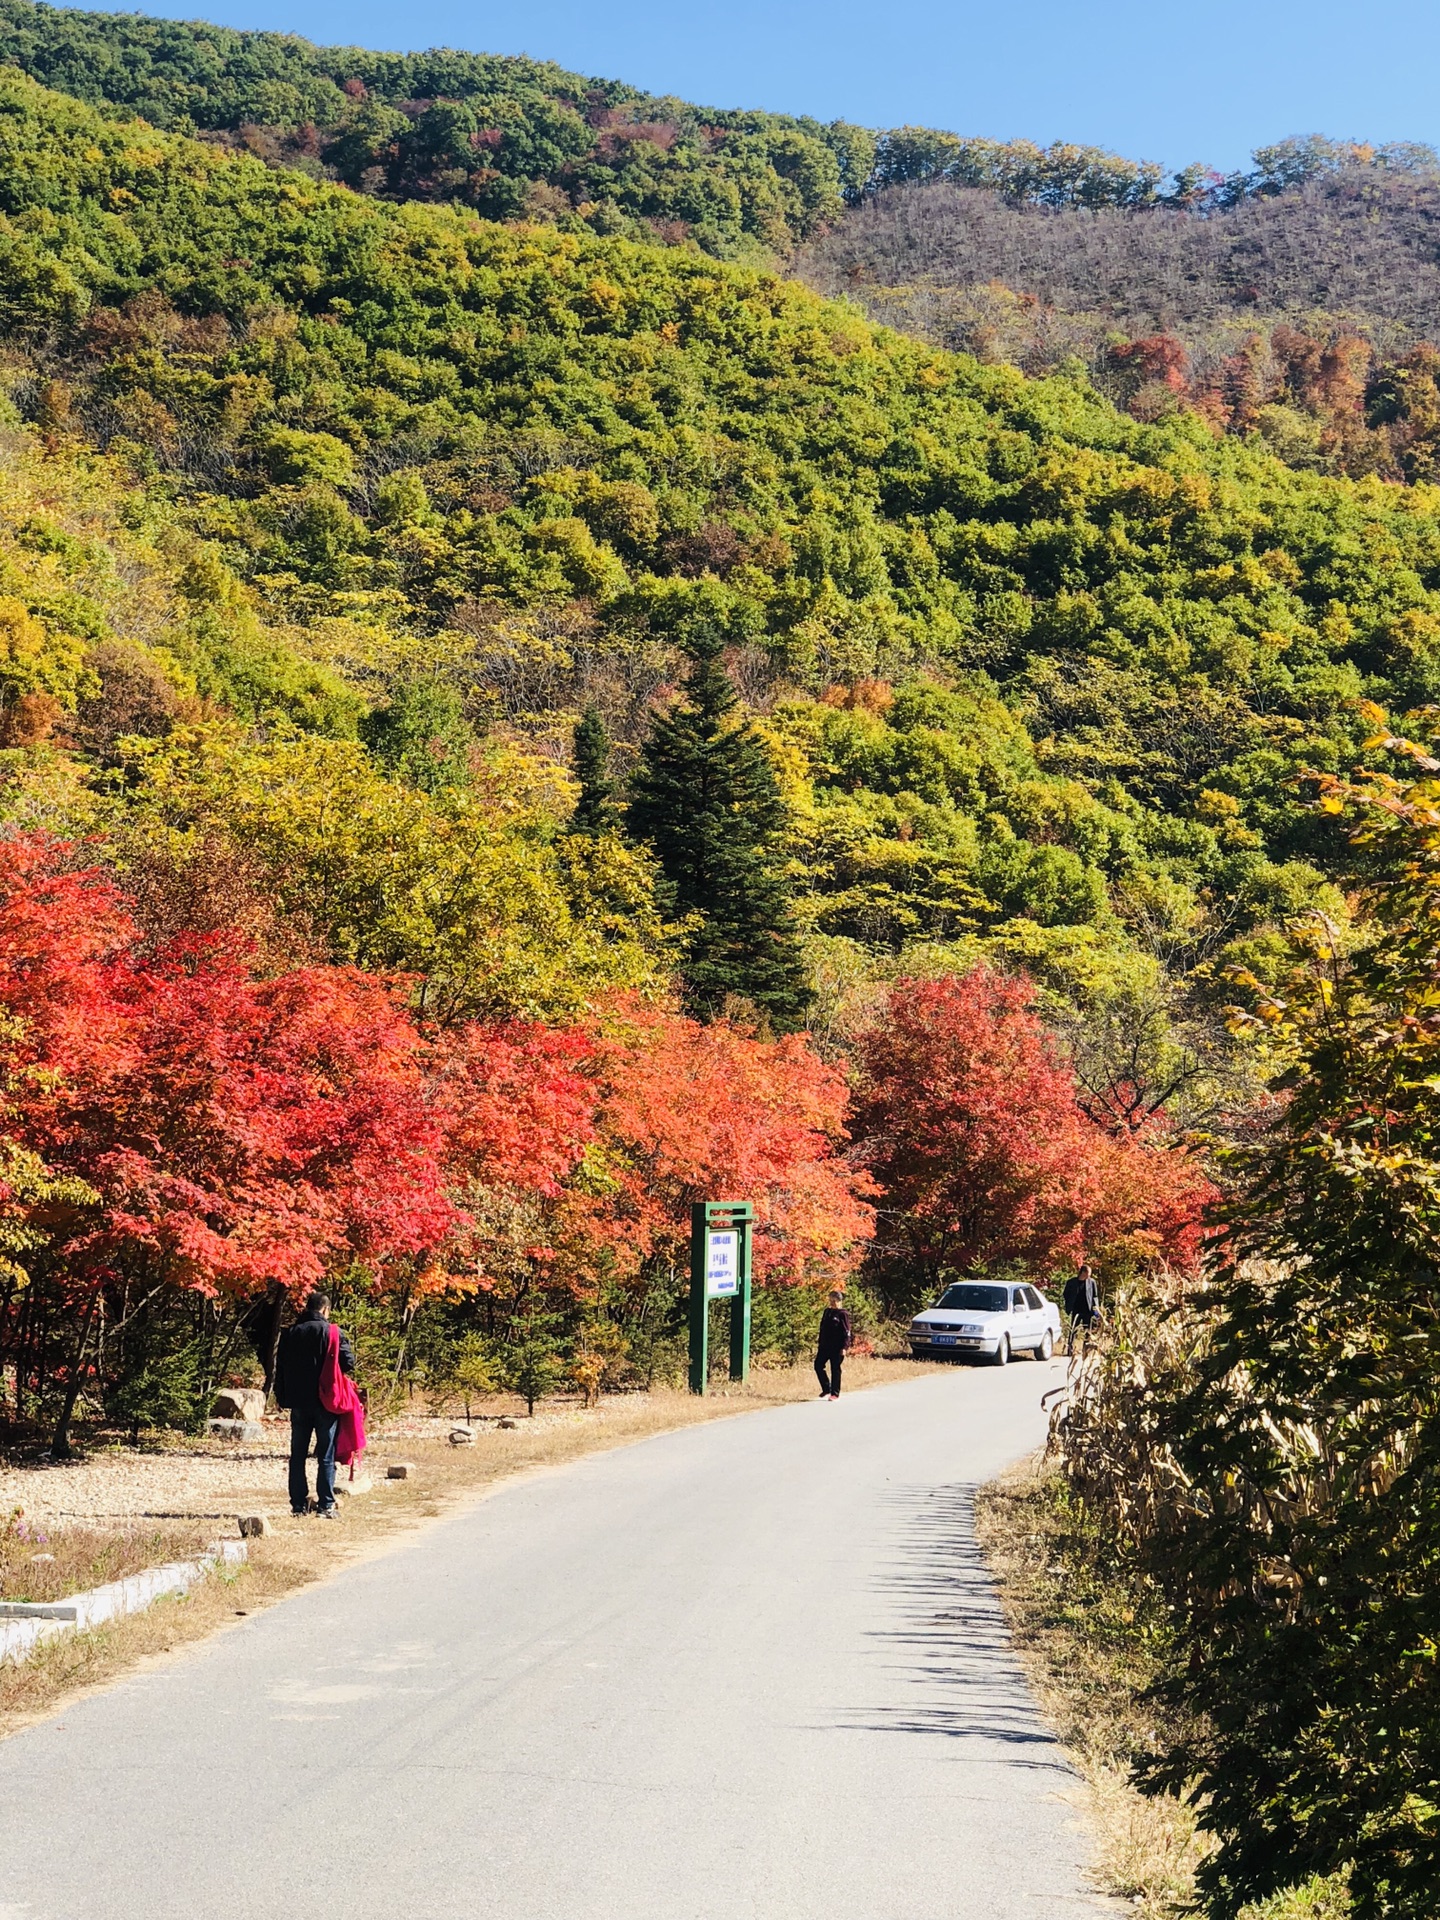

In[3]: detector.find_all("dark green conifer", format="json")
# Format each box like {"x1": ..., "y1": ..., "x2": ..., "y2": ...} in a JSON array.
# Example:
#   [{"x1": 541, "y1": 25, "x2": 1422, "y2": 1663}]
[
  {"x1": 627, "y1": 637, "x2": 810, "y2": 1029},
  {"x1": 570, "y1": 705, "x2": 619, "y2": 835}
]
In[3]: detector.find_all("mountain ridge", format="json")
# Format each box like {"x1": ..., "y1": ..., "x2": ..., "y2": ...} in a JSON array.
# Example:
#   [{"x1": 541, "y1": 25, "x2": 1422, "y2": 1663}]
[{"x1": 0, "y1": 0, "x2": 1361, "y2": 257}]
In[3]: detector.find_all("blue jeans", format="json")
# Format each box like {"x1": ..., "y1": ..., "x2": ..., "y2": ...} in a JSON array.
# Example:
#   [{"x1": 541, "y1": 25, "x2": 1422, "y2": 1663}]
[{"x1": 289, "y1": 1406, "x2": 340, "y2": 1513}]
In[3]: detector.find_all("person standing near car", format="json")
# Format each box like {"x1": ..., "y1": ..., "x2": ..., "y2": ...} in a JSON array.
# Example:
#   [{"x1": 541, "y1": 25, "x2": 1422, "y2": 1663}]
[
  {"x1": 814, "y1": 1290, "x2": 852, "y2": 1400},
  {"x1": 274, "y1": 1289, "x2": 356, "y2": 1518},
  {"x1": 1062, "y1": 1262, "x2": 1099, "y2": 1356}
]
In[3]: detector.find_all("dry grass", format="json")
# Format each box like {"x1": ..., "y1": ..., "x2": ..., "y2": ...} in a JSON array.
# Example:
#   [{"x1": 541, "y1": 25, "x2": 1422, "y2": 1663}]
[
  {"x1": 0, "y1": 1355, "x2": 939, "y2": 1738},
  {"x1": 975, "y1": 1456, "x2": 1207, "y2": 1916},
  {"x1": 0, "y1": 1511, "x2": 211, "y2": 1603},
  {"x1": 975, "y1": 1456, "x2": 1352, "y2": 1920}
]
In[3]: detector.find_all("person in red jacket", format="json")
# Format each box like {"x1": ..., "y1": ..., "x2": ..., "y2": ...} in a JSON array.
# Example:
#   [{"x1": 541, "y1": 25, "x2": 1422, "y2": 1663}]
[
  {"x1": 814, "y1": 1290, "x2": 852, "y2": 1400},
  {"x1": 274, "y1": 1290, "x2": 356, "y2": 1518}
]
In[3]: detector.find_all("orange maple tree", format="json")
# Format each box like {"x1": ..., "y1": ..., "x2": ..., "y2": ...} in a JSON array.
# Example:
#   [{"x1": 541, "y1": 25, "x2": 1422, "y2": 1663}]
[{"x1": 445, "y1": 997, "x2": 876, "y2": 1307}]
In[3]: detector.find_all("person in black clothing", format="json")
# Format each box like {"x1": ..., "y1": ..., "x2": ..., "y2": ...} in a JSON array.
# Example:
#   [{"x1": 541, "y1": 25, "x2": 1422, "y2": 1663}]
[
  {"x1": 1062, "y1": 1263, "x2": 1099, "y2": 1356},
  {"x1": 274, "y1": 1290, "x2": 356, "y2": 1518},
  {"x1": 814, "y1": 1290, "x2": 852, "y2": 1400}
]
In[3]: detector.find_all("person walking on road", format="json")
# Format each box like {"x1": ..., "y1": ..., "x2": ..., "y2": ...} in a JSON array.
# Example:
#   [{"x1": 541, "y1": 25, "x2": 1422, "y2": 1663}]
[
  {"x1": 275, "y1": 1290, "x2": 357, "y2": 1518},
  {"x1": 1062, "y1": 1263, "x2": 1099, "y2": 1356},
  {"x1": 814, "y1": 1290, "x2": 852, "y2": 1400}
]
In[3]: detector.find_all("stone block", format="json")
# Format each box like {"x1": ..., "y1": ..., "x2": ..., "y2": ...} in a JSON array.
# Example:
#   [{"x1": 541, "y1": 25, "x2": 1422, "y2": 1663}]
[
  {"x1": 208, "y1": 1418, "x2": 265, "y2": 1441},
  {"x1": 212, "y1": 1387, "x2": 266, "y2": 1422},
  {"x1": 386, "y1": 1462, "x2": 414, "y2": 1480}
]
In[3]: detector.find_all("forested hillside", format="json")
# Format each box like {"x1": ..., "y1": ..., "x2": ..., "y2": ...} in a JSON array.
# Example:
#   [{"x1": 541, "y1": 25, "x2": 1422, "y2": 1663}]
[
  {"x1": 806, "y1": 157, "x2": 1440, "y2": 339},
  {"x1": 0, "y1": 56, "x2": 1421, "y2": 1402},
  {"x1": 11, "y1": 0, "x2": 1440, "y2": 498},
  {"x1": 0, "y1": 0, "x2": 1163, "y2": 255},
  {"x1": 0, "y1": 65, "x2": 1233, "y2": 1464},
  {"x1": 800, "y1": 151, "x2": 1440, "y2": 483},
  {"x1": 14, "y1": 3, "x2": 1440, "y2": 484},
  {"x1": 0, "y1": 66, "x2": 1434, "y2": 1002}
]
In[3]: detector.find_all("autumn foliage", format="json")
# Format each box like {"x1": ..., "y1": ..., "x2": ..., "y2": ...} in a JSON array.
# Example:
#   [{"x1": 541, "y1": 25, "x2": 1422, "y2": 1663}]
[
  {"x1": 428, "y1": 996, "x2": 872, "y2": 1304},
  {"x1": 851, "y1": 969, "x2": 1212, "y2": 1310},
  {"x1": 0, "y1": 836, "x2": 874, "y2": 1441},
  {"x1": 0, "y1": 837, "x2": 1218, "y2": 1443},
  {"x1": 0, "y1": 836, "x2": 456, "y2": 1300},
  {"x1": 577, "y1": 999, "x2": 873, "y2": 1291}
]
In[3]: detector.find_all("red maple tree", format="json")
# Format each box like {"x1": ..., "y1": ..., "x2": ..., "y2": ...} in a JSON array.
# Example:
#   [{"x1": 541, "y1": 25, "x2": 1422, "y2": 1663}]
[
  {"x1": 0, "y1": 836, "x2": 459, "y2": 1450},
  {"x1": 433, "y1": 1019, "x2": 598, "y2": 1201},
  {"x1": 851, "y1": 969, "x2": 1211, "y2": 1308}
]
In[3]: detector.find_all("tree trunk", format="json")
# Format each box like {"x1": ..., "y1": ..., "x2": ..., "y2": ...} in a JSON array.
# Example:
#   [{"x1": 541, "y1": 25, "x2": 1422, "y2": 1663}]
[
  {"x1": 240, "y1": 1283, "x2": 286, "y2": 1397},
  {"x1": 263, "y1": 1284, "x2": 285, "y2": 1396},
  {"x1": 14, "y1": 1289, "x2": 29, "y2": 1423},
  {"x1": 50, "y1": 1284, "x2": 101, "y2": 1460}
]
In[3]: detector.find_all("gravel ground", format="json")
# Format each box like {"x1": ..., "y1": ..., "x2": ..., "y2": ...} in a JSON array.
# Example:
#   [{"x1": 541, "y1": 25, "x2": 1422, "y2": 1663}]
[
  {"x1": 0, "y1": 1431, "x2": 296, "y2": 1523},
  {"x1": 0, "y1": 1404, "x2": 655, "y2": 1524}
]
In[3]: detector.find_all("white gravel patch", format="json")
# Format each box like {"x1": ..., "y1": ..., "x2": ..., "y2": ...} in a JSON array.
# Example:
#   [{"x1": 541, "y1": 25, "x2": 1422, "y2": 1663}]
[{"x1": 0, "y1": 1426, "x2": 293, "y2": 1524}]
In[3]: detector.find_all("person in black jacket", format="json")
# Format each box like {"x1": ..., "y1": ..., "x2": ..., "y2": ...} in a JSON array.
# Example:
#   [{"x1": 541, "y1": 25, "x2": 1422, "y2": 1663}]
[
  {"x1": 1062, "y1": 1263, "x2": 1099, "y2": 1356},
  {"x1": 274, "y1": 1290, "x2": 356, "y2": 1518},
  {"x1": 814, "y1": 1290, "x2": 852, "y2": 1400}
]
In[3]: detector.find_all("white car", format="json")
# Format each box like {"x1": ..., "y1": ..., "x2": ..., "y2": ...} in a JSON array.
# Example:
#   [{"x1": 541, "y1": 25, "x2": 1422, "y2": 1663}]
[{"x1": 909, "y1": 1281, "x2": 1060, "y2": 1365}]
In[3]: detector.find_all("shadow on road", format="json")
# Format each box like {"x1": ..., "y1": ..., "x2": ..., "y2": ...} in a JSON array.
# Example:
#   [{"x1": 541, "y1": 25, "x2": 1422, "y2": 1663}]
[{"x1": 838, "y1": 1481, "x2": 1073, "y2": 1772}]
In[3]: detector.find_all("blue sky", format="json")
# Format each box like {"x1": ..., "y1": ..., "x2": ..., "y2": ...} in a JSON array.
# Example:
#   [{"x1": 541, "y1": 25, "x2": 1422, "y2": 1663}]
[{"x1": 131, "y1": 0, "x2": 1440, "y2": 178}]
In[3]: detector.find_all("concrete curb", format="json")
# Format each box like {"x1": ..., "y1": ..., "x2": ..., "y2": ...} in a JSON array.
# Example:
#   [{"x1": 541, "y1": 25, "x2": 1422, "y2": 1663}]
[{"x1": 0, "y1": 1540, "x2": 248, "y2": 1664}]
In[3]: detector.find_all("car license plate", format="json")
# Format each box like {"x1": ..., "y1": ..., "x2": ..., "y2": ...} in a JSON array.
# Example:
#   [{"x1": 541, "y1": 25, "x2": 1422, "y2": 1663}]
[{"x1": 932, "y1": 1334, "x2": 957, "y2": 1345}]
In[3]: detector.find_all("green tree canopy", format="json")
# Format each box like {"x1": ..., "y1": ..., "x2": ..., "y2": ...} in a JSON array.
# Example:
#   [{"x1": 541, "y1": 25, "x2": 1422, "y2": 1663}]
[
  {"x1": 1103, "y1": 715, "x2": 1440, "y2": 1917},
  {"x1": 362, "y1": 678, "x2": 473, "y2": 794}
]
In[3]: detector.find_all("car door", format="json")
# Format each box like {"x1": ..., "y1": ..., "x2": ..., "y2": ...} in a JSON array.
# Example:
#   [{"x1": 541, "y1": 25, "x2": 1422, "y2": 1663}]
[
  {"x1": 1023, "y1": 1284, "x2": 1053, "y2": 1347},
  {"x1": 1010, "y1": 1286, "x2": 1036, "y2": 1350}
]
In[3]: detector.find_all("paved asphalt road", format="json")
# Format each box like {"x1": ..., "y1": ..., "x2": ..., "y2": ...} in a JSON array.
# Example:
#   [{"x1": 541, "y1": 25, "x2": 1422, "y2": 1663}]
[{"x1": 0, "y1": 1366, "x2": 1110, "y2": 1920}]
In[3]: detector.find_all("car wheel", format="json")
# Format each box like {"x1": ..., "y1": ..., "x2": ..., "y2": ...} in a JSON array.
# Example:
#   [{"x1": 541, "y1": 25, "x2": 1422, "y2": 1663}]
[
  {"x1": 991, "y1": 1335, "x2": 1010, "y2": 1368},
  {"x1": 1036, "y1": 1329, "x2": 1054, "y2": 1361}
]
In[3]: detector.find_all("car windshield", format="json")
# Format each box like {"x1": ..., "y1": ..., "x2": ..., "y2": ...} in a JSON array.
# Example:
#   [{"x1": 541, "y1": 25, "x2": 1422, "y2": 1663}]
[{"x1": 935, "y1": 1285, "x2": 1008, "y2": 1314}]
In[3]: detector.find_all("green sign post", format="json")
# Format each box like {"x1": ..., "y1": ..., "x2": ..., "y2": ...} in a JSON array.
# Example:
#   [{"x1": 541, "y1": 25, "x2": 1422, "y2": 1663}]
[{"x1": 688, "y1": 1199, "x2": 753, "y2": 1394}]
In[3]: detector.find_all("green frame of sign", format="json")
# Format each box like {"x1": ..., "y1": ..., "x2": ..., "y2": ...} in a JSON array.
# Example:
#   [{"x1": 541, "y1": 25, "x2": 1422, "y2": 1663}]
[{"x1": 688, "y1": 1199, "x2": 753, "y2": 1393}]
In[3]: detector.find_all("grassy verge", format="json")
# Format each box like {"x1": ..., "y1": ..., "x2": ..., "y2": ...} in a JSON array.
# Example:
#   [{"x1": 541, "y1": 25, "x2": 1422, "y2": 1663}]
[
  {"x1": 974, "y1": 1458, "x2": 1351, "y2": 1920},
  {"x1": 0, "y1": 1513, "x2": 212, "y2": 1603},
  {"x1": 0, "y1": 1355, "x2": 937, "y2": 1737}
]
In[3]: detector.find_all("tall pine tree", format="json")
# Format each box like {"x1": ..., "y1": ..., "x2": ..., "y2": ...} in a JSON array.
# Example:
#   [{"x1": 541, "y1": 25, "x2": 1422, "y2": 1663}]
[
  {"x1": 627, "y1": 638, "x2": 810, "y2": 1028},
  {"x1": 570, "y1": 705, "x2": 619, "y2": 835}
]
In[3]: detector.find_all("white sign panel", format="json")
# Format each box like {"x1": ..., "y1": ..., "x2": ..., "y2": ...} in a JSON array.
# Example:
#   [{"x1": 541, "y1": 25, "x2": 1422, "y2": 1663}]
[{"x1": 706, "y1": 1229, "x2": 739, "y2": 1297}]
